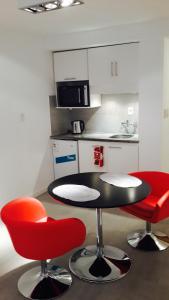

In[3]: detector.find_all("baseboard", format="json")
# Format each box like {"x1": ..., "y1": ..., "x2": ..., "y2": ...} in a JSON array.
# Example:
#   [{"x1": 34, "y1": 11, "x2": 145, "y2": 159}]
[{"x1": 32, "y1": 188, "x2": 47, "y2": 198}]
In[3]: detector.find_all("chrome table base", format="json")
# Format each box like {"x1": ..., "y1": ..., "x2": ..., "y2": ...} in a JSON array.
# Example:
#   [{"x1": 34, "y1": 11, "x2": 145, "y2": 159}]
[
  {"x1": 18, "y1": 263, "x2": 72, "y2": 300},
  {"x1": 127, "y1": 230, "x2": 169, "y2": 251},
  {"x1": 69, "y1": 245, "x2": 131, "y2": 283},
  {"x1": 69, "y1": 208, "x2": 131, "y2": 283}
]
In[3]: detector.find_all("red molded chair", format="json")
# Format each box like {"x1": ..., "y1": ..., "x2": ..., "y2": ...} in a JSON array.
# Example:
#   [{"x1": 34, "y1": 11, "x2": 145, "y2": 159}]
[
  {"x1": 1, "y1": 197, "x2": 86, "y2": 299},
  {"x1": 121, "y1": 171, "x2": 169, "y2": 251}
]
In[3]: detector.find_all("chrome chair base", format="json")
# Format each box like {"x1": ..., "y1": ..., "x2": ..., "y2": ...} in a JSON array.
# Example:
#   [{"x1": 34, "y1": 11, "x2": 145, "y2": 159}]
[
  {"x1": 18, "y1": 264, "x2": 72, "y2": 300},
  {"x1": 69, "y1": 245, "x2": 131, "y2": 283},
  {"x1": 127, "y1": 231, "x2": 169, "y2": 251}
]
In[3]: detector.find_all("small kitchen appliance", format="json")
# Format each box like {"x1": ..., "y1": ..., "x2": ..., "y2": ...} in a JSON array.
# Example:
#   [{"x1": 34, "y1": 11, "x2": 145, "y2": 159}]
[
  {"x1": 57, "y1": 80, "x2": 90, "y2": 107},
  {"x1": 71, "y1": 120, "x2": 85, "y2": 134}
]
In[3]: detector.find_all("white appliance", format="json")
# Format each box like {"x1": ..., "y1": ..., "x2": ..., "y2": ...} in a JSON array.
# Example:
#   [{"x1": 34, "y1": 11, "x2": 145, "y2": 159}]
[{"x1": 51, "y1": 140, "x2": 79, "y2": 179}]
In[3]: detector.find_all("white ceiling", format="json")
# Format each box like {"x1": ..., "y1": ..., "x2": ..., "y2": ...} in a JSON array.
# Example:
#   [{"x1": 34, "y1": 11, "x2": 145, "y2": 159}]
[{"x1": 2, "y1": 0, "x2": 169, "y2": 36}]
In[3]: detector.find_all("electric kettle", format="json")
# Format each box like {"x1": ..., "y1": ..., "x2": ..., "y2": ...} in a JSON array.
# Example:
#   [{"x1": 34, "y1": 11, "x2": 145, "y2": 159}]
[{"x1": 71, "y1": 120, "x2": 85, "y2": 134}]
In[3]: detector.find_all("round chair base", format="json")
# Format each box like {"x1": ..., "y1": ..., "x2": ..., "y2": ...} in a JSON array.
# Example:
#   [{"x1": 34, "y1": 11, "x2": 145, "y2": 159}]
[
  {"x1": 69, "y1": 245, "x2": 131, "y2": 283},
  {"x1": 18, "y1": 264, "x2": 72, "y2": 300},
  {"x1": 127, "y1": 231, "x2": 169, "y2": 251}
]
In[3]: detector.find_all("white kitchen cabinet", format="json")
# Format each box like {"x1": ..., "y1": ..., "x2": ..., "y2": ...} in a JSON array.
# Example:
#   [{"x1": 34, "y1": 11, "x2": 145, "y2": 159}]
[
  {"x1": 78, "y1": 140, "x2": 139, "y2": 174},
  {"x1": 53, "y1": 49, "x2": 88, "y2": 82},
  {"x1": 88, "y1": 43, "x2": 139, "y2": 94},
  {"x1": 78, "y1": 140, "x2": 108, "y2": 173},
  {"x1": 107, "y1": 142, "x2": 139, "y2": 174}
]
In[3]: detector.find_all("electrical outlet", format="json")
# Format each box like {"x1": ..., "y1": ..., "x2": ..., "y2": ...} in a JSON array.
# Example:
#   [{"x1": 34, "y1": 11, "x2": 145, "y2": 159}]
[
  {"x1": 20, "y1": 113, "x2": 25, "y2": 122},
  {"x1": 128, "y1": 106, "x2": 134, "y2": 115}
]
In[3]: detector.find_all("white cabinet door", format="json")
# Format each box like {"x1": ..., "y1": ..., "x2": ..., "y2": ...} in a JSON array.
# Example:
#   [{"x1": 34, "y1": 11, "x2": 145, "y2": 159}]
[
  {"x1": 107, "y1": 142, "x2": 139, "y2": 174},
  {"x1": 78, "y1": 140, "x2": 139, "y2": 174},
  {"x1": 88, "y1": 43, "x2": 139, "y2": 94},
  {"x1": 54, "y1": 49, "x2": 88, "y2": 82},
  {"x1": 78, "y1": 140, "x2": 108, "y2": 173}
]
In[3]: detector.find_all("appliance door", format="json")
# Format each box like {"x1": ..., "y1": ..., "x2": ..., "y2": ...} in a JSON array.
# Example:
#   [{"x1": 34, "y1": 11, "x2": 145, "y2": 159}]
[
  {"x1": 52, "y1": 140, "x2": 79, "y2": 179},
  {"x1": 57, "y1": 81, "x2": 90, "y2": 107}
]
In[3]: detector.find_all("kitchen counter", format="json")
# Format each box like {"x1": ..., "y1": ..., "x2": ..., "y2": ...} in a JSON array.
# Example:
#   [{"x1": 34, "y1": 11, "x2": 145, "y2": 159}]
[{"x1": 50, "y1": 133, "x2": 139, "y2": 143}]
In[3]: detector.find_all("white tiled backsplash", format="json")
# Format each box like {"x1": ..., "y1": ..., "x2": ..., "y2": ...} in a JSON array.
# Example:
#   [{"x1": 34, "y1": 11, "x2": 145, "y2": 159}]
[{"x1": 69, "y1": 94, "x2": 139, "y2": 134}]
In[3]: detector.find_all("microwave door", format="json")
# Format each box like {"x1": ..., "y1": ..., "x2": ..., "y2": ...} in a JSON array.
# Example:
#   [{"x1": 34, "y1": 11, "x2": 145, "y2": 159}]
[
  {"x1": 78, "y1": 88, "x2": 81, "y2": 106},
  {"x1": 57, "y1": 81, "x2": 90, "y2": 107},
  {"x1": 58, "y1": 87, "x2": 80, "y2": 107}
]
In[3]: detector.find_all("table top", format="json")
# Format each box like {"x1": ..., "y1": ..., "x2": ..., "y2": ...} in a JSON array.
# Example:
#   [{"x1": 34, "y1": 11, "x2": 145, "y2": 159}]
[{"x1": 48, "y1": 172, "x2": 150, "y2": 209}]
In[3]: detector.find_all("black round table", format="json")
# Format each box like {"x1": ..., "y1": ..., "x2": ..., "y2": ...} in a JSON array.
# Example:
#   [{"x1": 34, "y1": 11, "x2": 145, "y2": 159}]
[{"x1": 48, "y1": 172, "x2": 150, "y2": 283}]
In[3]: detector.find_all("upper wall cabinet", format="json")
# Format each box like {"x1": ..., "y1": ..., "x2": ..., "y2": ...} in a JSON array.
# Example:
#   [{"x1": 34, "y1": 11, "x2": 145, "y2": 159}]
[
  {"x1": 54, "y1": 49, "x2": 88, "y2": 82},
  {"x1": 88, "y1": 43, "x2": 139, "y2": 94}
]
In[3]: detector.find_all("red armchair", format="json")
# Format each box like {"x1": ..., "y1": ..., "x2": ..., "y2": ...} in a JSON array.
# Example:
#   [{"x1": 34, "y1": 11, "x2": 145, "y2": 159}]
[
  {"x1": 121, "y1": 171, "x2": 169, "y2": 251},
  {"x1": 1, "y1": 197, "x2": 86, "y2": 299}
]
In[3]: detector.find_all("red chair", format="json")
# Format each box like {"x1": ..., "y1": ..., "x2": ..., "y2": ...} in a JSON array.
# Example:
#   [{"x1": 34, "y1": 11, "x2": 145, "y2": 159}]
[
  {"x1": 121, "y1": 171, "x2": 169, "y2": 251},
  {"x1": 1, "y1": 197, "x2": 86, "y2": 299}
]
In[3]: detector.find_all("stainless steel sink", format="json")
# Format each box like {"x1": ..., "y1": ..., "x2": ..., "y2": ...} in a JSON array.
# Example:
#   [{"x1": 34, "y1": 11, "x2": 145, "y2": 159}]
[{"x1": 109, "y1": 134, "x2": 134, "y2": 139}]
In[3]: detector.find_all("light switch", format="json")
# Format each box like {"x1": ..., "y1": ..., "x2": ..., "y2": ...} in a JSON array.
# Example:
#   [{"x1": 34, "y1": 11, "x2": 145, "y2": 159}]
[{"x1": 164, "y1": 109, "x2": 169, "y2": 119}]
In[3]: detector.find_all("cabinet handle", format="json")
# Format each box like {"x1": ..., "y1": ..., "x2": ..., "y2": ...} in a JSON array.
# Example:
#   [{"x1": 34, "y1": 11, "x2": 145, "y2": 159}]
[
  {"x1": 115, "y1": 61, "x2": 118, "y2": 76},
  {"x1": 78, "y1": 88, "x2": 81, "y2": 104},
  {"x1": 92, "y1": 145, "x2": 103, "y2": 148},
  {"x1": 111, "y1": 62, "x2": 114, "y2": 77},
  {"x1": 108, "y1": 146, "x2": 122, "y2": 149},
  {"x1": 64, "y1": 77, "x2": 76, "y2": 81}
]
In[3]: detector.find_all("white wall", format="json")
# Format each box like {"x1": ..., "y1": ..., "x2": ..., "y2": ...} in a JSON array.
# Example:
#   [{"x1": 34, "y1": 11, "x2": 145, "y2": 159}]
[
  {"x1": 161, "y1": 38, "x2": 169, "y2": 171},
  {"x1": 139, "y1": 38, "x2": 164, "y2": 171},
  {"x1": 1, "y1": 18, "x2": 169, "y2": 205},
  {"x1": 69, "y1": 94, "x2": 139, "y2": 133},
  {"x1": 44, "y1": 19, "x2": 169, "y2": 171},
  {"x1": 0, "y1": 32, "x2": 54, "y2": 205}
]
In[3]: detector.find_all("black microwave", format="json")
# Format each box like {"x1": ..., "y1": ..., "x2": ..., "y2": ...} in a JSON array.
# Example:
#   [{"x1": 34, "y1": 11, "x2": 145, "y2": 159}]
[{"x1": 56, "y1": 80, "x2": 90, "y2": 107}]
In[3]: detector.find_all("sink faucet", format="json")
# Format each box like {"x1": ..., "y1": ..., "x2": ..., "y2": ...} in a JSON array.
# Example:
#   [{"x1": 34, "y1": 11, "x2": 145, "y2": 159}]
[
  {"x1": 121, "y1": 120, "x2": 137, "y2": 134},
  {"x1": 132, "y1": 122, "x2": 137, "y2": 134},
  {"x1": 121, "y1": 120, "x2": 130, "y2": 134}
]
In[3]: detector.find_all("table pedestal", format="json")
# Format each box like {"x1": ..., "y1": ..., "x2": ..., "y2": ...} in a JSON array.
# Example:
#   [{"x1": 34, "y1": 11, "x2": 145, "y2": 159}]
[{"x1": 69, "y1": 209, "x2": 131, "y2": 283}]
